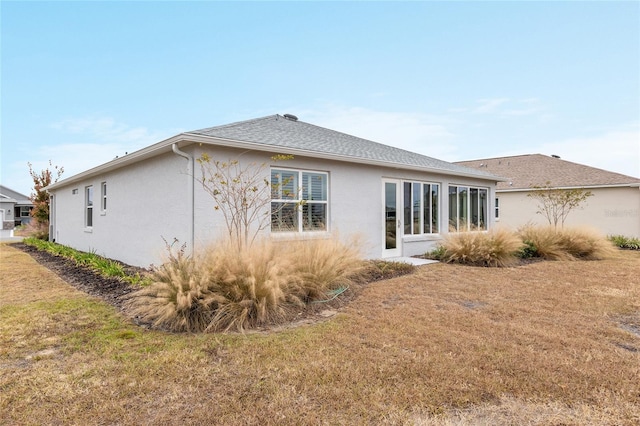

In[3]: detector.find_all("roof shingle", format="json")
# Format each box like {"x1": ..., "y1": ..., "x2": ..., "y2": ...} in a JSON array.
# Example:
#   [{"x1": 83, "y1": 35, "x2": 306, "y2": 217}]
[
  {"x1": 188, "y1": 114, "x2": 497, "y2": 179},
  {"x1": 456, "y1": 154, "x2": 640, "y2": 190}
]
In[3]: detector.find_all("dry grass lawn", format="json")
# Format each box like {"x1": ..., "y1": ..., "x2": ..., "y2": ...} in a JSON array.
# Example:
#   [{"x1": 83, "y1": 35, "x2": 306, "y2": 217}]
[{"x1": 1, "y1": 243, "x2": 639, "y2": 425}]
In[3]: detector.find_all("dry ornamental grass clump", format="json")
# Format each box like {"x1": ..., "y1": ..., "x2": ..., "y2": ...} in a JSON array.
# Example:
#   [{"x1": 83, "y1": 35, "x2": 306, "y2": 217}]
[
  {"x1": 518, "y1": 225, "x2": 616, "y2": 260},
  {"x1": 126, "y1": 237, "x2": 363, "y2": 332},
  {"x1": 440, "y1": 228, "x2": 523, "y2": 267}
]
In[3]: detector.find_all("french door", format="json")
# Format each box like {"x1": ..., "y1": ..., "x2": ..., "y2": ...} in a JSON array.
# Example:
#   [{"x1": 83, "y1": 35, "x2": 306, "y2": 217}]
[{"x1": 382, "y1": 179, "x2": 402, "y2": 257}]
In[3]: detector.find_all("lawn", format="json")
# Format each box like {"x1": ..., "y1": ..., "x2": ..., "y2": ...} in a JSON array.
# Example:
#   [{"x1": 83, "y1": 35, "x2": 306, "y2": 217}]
[{"x1": 1, "y1": 243, "x2": 639, "y2": 425}]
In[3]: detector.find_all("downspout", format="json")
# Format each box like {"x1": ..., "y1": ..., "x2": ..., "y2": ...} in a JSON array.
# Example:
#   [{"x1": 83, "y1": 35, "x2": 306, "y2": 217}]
[{"x1": 172, "y1": 143, "x2": 195, "y2": 256}]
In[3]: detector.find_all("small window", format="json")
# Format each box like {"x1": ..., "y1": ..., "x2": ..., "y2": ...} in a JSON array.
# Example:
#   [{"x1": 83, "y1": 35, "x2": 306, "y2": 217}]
[
  {"x1": 101, "y1": 182, "x2": 107, "y2": 212},
  {"x1": 85, "y1": 186, "x2": 93, "y2": 227},
  {"x1": 20, "y1": 207, "x2": 32, "y2": 217},
  {"x1": 495, "y1": 197, "x2": 499, "y2": 219}
]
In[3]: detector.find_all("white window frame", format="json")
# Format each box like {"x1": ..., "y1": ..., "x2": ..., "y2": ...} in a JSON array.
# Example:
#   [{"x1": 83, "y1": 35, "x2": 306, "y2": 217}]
[
  {"x1": 85, "y1": 185, "x2": 94, "y2": 228},
  {"x1": 271, "y1": 168, "x2": 329, "y2": 233},
  {"x1": 100, "y1": 182, "x2": 107, "y2": 214},
  {"x1": 448, "y1": 185, "x2": 489, "y2": 232},
  {"x1": 402, "y1": 181, "x2": 440, "y2": 236}
]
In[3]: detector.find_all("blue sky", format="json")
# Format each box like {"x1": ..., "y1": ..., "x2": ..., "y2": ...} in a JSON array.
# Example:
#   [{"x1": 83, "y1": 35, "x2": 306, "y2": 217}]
[{"x1": 2, "y1": 1, "x2": 639, "y2": 196}]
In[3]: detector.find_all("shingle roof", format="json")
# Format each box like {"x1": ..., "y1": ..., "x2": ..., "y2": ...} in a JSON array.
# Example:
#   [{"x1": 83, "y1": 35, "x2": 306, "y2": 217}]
[
  {"x1": 188, "y1": 114, "x2": 497, "y2": 179},
  {"x1": 456, "y1": 154, "x2": 640, "y2": 190}
]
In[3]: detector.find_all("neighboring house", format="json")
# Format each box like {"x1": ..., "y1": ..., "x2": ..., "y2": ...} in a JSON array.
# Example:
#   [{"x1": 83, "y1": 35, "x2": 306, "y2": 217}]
[
  {"x1": 456, "y1": 154, "x2": 640, "y2": 238},
  {"x1": 46, "y1": 114, "x2": 500, "y2": 267},
  {"x1": 0, "y1": 185, "x2": 34, "y2": 238}
]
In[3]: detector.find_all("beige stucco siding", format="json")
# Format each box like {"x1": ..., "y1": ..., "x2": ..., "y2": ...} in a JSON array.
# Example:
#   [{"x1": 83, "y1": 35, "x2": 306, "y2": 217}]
[{"x1": 496, "y1": 186, "x2": 640, "y2": 237}]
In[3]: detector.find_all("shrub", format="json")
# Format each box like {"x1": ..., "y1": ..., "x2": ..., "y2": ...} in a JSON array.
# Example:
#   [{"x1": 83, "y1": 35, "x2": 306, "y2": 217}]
[
  {"x1": 21, "y1": 220, "x2": 49, "y2": 240},
  {"x1": 440, "y1": 228, "x2": 523, "y2": 267},
  {"x1": 517, "y1": 240, "x2": 538, "y2": 259},
  {"x1": 425, "y1": 245, "x2": 446, "y2": 261},
  {"x1": 127, "y1": 237, "x2": 364, "y2": 333},
  {"x1": 609, "y1": 235, "x2": 640, "y2": 250}
]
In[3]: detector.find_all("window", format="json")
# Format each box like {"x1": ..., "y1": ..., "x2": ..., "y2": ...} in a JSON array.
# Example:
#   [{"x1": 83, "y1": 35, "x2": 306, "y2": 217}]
[
  {"x1": 85, "y1": 186, "x2": 93, "y2": 227},
  {"x1": 495, "y1": 197, "x2": 500, "y2": 219},
  {"x1": 448, "y1": 185, "x2": 488, "y2": 231},
  {"x1": 271, "y1": 168, "x2": 328, "y2": 232},
  {"x1": 403, "y1": 181, "x2": 439, "y2": 235},
  {"x1": 101, "y1": 182, "x2": 107, "y2": 212},
  {"x1": 20, "y1": 206, "x2": 32, "y2": 217}
]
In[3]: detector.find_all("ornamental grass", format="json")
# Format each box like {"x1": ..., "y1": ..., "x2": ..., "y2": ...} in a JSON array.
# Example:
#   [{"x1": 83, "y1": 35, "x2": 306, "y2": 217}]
[
  {"x1": 439, "y1": 228, "x2": 523, "y2": 267},
  {"x1": 126, "y1": 237, "x2": 363, "y2": 333}
]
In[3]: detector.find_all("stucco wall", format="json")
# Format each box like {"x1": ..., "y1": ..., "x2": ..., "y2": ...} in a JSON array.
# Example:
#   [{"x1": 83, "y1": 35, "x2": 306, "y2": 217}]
[
  {"x1": 51, "y1": 152, "x2": 191, "y2": 267},
  {"x1": 50, "y1": 145, "x2": 497, "y2": 267},
  {"x1": 496, "y1": 186, "x2": 640, "y2": 237}
]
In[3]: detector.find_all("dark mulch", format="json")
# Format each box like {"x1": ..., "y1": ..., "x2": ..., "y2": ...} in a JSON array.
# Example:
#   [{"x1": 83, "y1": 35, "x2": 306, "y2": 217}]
[
  {"x1": 13, "y1": 243, "x2": 417, "y2": 332},
  {"x1": 14, "y1": 242, "x2": 139, "y2": 310}
]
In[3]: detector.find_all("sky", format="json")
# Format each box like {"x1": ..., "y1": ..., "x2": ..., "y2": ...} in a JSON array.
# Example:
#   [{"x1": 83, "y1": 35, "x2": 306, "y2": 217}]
[{"x1": 2, "y1": 1, "x2": 639, "y2": 196}]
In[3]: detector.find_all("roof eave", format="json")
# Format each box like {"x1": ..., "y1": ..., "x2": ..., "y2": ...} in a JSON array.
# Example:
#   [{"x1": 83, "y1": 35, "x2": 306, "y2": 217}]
[
  {"x1": 497, "y1": 182, "x2": 640, "y2": 192},
  {"x1": 45, "y1": 134, "x2": 187, "y2": 191},
  {"x1": 183, "y1": 133, "x2": 503, "y2": 182},
  {"x1": 45, "y1": 131, "x2": 504, "y2": 191}
]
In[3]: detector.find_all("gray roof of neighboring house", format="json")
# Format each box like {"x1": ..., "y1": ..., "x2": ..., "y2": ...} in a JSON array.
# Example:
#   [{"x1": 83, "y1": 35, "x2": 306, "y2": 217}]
[
  {"x1": 0, "y1": 185, "x2": 32, "y2": 204},
  {"x1": 188, "y1": 114, "x2": 498, "y2": 180},
  {"x1": 456, "y1": 154, "x2": 640, "y2": 190}
]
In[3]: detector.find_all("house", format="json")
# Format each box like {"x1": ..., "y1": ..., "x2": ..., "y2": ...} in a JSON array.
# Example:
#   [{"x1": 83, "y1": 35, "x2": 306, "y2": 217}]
[
  {"x1": 0, "y1": 185, "x2": 34, "y2": 238},
  {"x1": 46, "y1": 114, "x2": 500, "y2": 267},
  {"x1": 456, "y1": 154, "x2": 640, "y2": 238}
]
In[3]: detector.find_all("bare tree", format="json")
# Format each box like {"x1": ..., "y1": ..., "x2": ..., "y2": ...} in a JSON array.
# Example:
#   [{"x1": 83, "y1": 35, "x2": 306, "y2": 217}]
[
  {"x1": 196, "y1": 153, "x2": 294, "y2": 250},
  {"x1": 528, "y1": 182, "x2": 593, "y2": 228}
]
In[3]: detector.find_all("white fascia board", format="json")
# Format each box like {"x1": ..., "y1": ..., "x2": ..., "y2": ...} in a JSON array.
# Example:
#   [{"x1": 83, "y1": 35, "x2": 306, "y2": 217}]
[
  {"x1": 45, "y1": 134, "x2": 188, "y2": 191},
  {"x1": 183, "y1": 133, "x2": 504, "y2": 183},
  {"x1": 498, "y1": 183, "x2": 640, "y2": 193},
  {"x1": 45, "y1": 131, "x2": 503, "y2": 192}
]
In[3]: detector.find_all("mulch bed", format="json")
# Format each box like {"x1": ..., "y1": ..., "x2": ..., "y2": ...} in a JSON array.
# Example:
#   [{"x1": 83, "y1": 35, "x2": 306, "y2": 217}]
[
  {"x1": 12, "y1": 243, "x2": 415, "y2": 332},
  {"x1": 14, "y1": 243, "x2": 139, "y2": 310}
]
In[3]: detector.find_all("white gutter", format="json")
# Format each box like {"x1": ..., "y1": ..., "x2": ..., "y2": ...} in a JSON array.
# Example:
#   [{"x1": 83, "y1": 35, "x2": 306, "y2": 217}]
[
  {"x1": 498, "y1": 182, "x2": 640, "y2": 193},
  {"x1": 172, "y1": 143, "x2": 195, "y2": 256}
]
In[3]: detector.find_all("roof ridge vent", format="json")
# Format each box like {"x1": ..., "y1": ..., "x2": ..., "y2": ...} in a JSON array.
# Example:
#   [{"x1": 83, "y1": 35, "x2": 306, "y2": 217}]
[{"x1": 283, "y1": 114, "x2": 298, "y2": 121}]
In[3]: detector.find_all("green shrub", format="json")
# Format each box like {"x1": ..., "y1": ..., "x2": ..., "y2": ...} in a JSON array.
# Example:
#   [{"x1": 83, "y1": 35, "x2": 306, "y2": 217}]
[
  {"x1": 517, "y1": 240, "x2": 538, "y2": 259},
  {"x1": 127, "y1": 237, "x2": 364, "y2": 333},
  {"x1": 609, "y1": 235, "x2": 640, "y2": 250},
  {"x1": 425, "y1": 245, "x2": 446, "y2": 260},
  {"x1": 440, "y1": 228, "x2": 523, "y2": 267}
]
